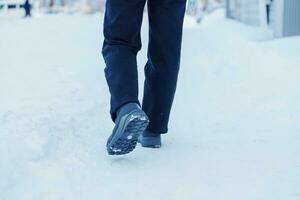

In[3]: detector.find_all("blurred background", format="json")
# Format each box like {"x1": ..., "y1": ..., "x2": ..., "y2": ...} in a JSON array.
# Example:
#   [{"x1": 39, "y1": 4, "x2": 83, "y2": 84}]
[
  {"x1": 1, "y1": 0, "x2": 300, "y2": 200},
  {"x1": 1, "y1": 0, "x2": 300, "y2": 37}
]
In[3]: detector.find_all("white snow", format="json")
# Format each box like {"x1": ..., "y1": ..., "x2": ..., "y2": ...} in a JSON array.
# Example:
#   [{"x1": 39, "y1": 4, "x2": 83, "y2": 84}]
[{"x1": 1, "y1": 10, "x2": 300, "y2": 200}]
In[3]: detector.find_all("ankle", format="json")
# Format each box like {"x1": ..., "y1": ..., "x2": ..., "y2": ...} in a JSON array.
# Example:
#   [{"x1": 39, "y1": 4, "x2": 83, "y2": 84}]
[{"x1": 143, "y1": 130, "x2": 161, "y2": 137}]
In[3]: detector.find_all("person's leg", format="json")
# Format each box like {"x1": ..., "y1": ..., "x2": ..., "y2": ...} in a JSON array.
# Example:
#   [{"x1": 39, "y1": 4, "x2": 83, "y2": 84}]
[
  {"x1": 142, "y1": 0, "x2": 186, "y2": 134},
  {"x1": 25, "y1": 9, "x2": 30, "y2": 17},
  {"x1": 102, "y1": 0, "x2": 150, "y2": 155},
  {"x1": 102, "y1": 0, "x2": 146, "y2": 121}
]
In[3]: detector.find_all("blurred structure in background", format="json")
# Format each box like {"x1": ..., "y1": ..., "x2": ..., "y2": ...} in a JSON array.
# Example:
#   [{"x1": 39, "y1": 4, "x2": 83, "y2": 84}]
[
  {"x1": 0, "y1": 0, "x2": 25, "y2": 11},
  {"x1": 0, "y1": 0, "x2": 105, "y2": 14},
  {"x1": 225, "y1": 0, "x2": 261, "y2": 26},
  {"x1": 186, "y1": 0, "x2": 223, "y2": 23},
  {"x1": 225, "y1": 0, "x2": 300, "y2": 38},
  {"x1": 271, "y1": 0, "x2": 300, "y2": 37},
  {"x1": 37, "y1": 0, "x2": 105, "y2": 13}
]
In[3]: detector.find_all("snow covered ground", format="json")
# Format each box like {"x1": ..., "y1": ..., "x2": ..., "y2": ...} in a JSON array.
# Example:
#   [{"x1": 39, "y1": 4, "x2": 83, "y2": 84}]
[{"x1": 1, "y1": 10, "x2": 300, "y2": 200}]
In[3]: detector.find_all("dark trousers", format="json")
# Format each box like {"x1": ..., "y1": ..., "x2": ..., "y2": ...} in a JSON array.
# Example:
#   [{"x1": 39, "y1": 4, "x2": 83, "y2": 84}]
[{"x1": 102, "y1": 0, "x2": 186, "y2": 133}]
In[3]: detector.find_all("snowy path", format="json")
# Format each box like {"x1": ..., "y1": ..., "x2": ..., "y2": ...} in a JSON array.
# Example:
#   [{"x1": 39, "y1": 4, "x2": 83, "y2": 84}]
[{"x1": 1, "y1": 11, "x2": 300, "y2": 200}]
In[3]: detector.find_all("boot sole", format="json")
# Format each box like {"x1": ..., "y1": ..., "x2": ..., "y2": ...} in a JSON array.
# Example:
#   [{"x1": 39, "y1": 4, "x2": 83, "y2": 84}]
[{"x1": 107, "y1": 110, "x2": 149, "y2": 155}]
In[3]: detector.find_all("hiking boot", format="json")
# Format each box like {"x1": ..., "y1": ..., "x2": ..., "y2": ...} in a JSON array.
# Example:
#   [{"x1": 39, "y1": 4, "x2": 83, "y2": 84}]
[{"x1": 106, "y1": 103, "x2": 149, "y2": 155}]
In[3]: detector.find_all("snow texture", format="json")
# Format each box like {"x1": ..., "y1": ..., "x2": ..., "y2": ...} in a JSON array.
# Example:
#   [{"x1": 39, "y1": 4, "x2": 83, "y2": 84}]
[{"x1": 0, "y1": 10, "x2": 300, "y2": 200}]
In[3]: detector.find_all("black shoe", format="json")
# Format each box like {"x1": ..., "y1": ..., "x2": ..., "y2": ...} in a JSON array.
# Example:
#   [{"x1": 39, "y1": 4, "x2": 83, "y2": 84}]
[
  {"x1": 106, "y1": 103, "x2": 149, "y2": 155},
  {"x1": 138, "y1": 130, "x2": 161, "y2": 148}
]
